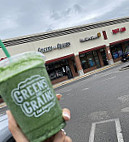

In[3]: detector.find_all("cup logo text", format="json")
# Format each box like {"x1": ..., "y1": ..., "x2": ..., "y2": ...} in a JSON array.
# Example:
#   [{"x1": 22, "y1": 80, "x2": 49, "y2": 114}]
[{"x1": 11, "y1": 75, "x2": 56, "y2": 117}]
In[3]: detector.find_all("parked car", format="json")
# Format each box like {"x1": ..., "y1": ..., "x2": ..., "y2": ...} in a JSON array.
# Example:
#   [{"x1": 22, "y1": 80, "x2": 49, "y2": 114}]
[
  {"x1": 0, "y1": 114, "x2": 15, "y2": 142},
  {"x1": 121, "y1": 47, "x2": 129, "y2": 62},
  {"x1": 121, "y1": 52, "x2": 129, "y2": 62}
]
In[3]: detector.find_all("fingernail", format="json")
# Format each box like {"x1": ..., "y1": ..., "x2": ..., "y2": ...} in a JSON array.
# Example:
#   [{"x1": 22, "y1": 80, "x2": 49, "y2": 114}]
[
  {"x1": 61, "y1": 129, "x2": 66, "y2": 135},
  {"x1": 63, "y1": 112, "x2": 70, "y2": 119},
  {"x1": 56, "y1": 94, "x2": 62, "y2": 100},
  {"x1": 57, "y1": 94, "x2": 62, "y2": 97}
]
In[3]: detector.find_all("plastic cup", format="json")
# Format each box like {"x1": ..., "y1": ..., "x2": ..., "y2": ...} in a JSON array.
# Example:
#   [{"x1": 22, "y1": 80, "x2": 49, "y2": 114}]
[{"x1": 0, "y1": 52, "x2": 65, "y2": 142}]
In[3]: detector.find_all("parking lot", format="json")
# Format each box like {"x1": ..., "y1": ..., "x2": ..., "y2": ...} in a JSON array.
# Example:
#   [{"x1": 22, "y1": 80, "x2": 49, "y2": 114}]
[
  {"x1": 55, "y1": 62, "x2": 129, "y2": 142},
  {"x1": 1, "y1": 61, "x2": 129, "y2": 142}
]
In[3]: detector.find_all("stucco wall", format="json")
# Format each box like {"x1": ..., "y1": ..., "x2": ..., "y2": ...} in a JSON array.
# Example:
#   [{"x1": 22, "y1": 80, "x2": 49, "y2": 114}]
[{"x1": 0, "y1": 18, "x2": 129, "y2": 61}]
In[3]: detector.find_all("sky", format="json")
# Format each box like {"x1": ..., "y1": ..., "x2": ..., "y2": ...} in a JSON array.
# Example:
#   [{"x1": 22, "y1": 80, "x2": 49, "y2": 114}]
[{"x1": 0, "y1": 0, "x2": 129, "y2": 40}]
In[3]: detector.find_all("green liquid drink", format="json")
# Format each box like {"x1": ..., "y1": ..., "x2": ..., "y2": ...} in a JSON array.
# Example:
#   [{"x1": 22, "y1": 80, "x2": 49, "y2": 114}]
[{"x1": 0, "y1": 52, "x2": 66, "y2": 142}]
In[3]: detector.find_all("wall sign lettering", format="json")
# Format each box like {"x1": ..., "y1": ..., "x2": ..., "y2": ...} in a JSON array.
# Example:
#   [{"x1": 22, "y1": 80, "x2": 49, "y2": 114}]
[
  {"x1": 112, "y1": 27, "x2": 126, "y2": 34},
  {"x1": 80, "y1": 32, "x2": 101, "y2": 43},
  {"x1": 38, "y1": 42, "x2": 70, "y2": 53}
]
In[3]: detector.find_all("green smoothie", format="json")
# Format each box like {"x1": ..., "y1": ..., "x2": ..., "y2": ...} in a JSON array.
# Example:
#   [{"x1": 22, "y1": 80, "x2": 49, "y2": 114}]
[{"x1": 0, "y1": 52, "x2": 66, "y2": 142}]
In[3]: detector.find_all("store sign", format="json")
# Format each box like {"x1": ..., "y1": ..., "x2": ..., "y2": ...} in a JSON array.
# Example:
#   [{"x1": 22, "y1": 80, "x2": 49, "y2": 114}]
[
  {"x1": 0, "y1": 57, "x2": 7, "y2": 61},
  {"x1": 112, "y1": 27, "x2": 126, "y2": 34},
  {"x1": 38, "y1": 42, "x2": 70, "y2": 53},
  {"x1": 80, "y1": 32, "x2": 101, "y2": 43}
]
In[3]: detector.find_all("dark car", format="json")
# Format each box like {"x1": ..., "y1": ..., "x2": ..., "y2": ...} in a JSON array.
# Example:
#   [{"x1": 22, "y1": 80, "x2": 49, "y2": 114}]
[
  {"x1": 121, "y1": 52, "x2": 129, "y2": 62},
  {"x1": 0, "y1": 114, "x2": 15, "y2": 142},
  {"x1": 121, "y1": 47, "x2": 129, "y2": 62}
]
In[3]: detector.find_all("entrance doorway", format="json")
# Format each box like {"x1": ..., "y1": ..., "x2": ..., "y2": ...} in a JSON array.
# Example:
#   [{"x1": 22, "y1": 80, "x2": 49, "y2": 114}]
[
  {"x1": 45, "y1": 59, "x2": 73, "y2": 81},
  {"x1": 110, "y1": 44, "x2": 123, "y2": 61},
  {"x1": 100, "y1": 48, "x2": 108, "y2": 65}
]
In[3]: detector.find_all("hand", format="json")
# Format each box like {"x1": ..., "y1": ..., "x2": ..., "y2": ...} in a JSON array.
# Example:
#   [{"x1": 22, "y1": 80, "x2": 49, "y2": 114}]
[{"x1": 6, "y1": 94, "x2": 72, "y2": 142}]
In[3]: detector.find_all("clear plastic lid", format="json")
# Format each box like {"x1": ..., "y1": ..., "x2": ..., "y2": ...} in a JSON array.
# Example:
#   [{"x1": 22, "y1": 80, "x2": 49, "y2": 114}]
[
  {"x1": 0, "y1": 51, "x2": 45, "y2": 68},
  {"x1": 0, "y1": 51, "x2": 45, "y2": 82}
]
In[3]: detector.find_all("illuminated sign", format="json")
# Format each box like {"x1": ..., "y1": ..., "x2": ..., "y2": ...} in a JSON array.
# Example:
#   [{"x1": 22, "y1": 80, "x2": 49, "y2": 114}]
[
  {"x1": 112, "y1": 27, "x2": 126, "y2": 34},
  {"x1": 38, "y1": 42, "x2": 70, "y2": 53},
  {"x1": 80, "y1": 32, "x2": 101, "y2": 43}
]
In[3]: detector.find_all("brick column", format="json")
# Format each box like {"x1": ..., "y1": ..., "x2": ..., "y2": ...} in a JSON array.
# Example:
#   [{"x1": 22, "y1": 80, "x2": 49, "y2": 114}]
[
  {"x1": 105, "y1": 46, "x2": 114, "y2": 65},
  {"x1": 68, "y1": 58, "x2": 78, "y2": 77},
  {"x1": 74, "y1": 55, "x2": 84, "y2": 76},
  {"x1": 97, "y1": 50, "x2": 104, "y2": 67}
]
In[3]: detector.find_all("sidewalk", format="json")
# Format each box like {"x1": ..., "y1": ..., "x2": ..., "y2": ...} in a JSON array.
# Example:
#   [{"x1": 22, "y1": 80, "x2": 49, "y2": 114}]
[
  {"x1": 53, "y1": 61, "x2": 122, "y2": 89},
  {"x1": 0, "y1": 61, "x2": 122, "y2": 109}
]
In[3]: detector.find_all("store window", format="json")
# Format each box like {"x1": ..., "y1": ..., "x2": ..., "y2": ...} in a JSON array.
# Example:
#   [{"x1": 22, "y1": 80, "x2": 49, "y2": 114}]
[
  {"x1": 80, "y1": 53, "x2": 89, "y2": 69},
  {"x1": 86, "y1": 52, "x2": 95, "y2": 67},
  {"x1": 110, "y1": 44, "x2": 123, "y2": 59},
  {"x1": 46, "y1": 59, "x2": 73, "y2": 80},
  {"x1": 79, "y1": 50, "x2": 100, "y2": 70},
  {"x1": 93, "y1": 51, "x2": 101, "y2": 68}
]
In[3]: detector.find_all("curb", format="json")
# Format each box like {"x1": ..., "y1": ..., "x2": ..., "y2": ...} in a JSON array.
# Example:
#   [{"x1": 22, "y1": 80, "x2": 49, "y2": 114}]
[
  {"x1": 0, "y1": 61, "x2": 122, "y2": 109},
  {"x1": 53, "y1": 61, "x2": 122, "y2": 89}
]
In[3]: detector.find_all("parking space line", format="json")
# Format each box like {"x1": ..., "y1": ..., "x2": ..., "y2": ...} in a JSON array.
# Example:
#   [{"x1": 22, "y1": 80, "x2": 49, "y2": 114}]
[
  {"x1": 89, "y1": 123, "x2": 96, "y2": 142},
  {"x1": 82, "y1": 88, "x2": 89, "y2": 91},
  {"x1": 93, "y1": 118, "x2": 116, "y2": 124},
  {"x1": 115, "y1": 118, "x2": 124, "y2": 142},
  {"x1": 104, "y1": 76, "x2": 116, "y2": 81},
  {"x1": 89, "y1": 118, "x2": 124, "y2": 142}
]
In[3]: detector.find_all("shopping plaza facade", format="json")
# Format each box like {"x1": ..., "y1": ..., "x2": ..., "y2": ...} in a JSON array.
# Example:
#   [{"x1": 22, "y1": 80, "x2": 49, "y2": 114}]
[{"x1": 1, "y1": 17, "x2": 129, "y2": 86}]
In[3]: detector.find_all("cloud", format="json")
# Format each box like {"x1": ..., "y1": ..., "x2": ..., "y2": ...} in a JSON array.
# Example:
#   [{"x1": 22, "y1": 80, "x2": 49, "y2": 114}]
[
  {"x1": 0, "y1": 0, "x2": 129, "y2": 39},
  {"x1": 46, "y1": 0, "x2": 129, "y2": 31}
]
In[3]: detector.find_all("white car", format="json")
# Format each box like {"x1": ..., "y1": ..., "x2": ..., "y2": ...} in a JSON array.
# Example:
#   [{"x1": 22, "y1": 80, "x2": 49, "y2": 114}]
[{"x1": 0, "y1": 114, "x2": 15, "y2": 142}]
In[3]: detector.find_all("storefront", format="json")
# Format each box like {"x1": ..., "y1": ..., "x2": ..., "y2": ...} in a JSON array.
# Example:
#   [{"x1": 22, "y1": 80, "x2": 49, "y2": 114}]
[
  {"x1": 110, "y1": 44, "x2": 123, "y2": 61},
  {"x1": 79, "y1": 50, "x2": 99, "y2": 73},
  {"x1": 110, "y1": 39, "x2": 129, "y2": 61},
  {"x1": 0, "y1": 17, "x2": 129, "y2": 104},
  {"x1": 45, "y1": 54, "x2": 78, "y2": 84},
  {"x1": 79, "y1": 45, "x2": 108, "y2": 73},
  {"x1": 0, "y1": 17, "x2": 129, "y2": 85},
  {"x1": 109, "y1": 26, "x2": 128, "y2": 62}
]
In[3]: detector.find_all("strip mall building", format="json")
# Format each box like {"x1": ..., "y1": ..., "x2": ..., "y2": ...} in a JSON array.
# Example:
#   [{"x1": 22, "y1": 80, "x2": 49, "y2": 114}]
[{"x1": 1, "y1": 17, "x2": 129, "y2": 85}]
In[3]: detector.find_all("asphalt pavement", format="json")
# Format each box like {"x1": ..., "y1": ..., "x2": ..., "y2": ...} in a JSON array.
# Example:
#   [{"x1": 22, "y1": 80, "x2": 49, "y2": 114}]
[
  {"x1": 1, "y1": 61, "x2": 129, "y2": 142},
  {"x1": 55, "y1": 61, "x2": 129, "y2": 142}
]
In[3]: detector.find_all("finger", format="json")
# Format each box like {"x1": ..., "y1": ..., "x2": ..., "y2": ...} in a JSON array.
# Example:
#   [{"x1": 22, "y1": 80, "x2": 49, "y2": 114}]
[
  {"x1": 62, "y1": 108, "x2": 71, "y2": 121},
  {"x1": 56, "y1": 94, "x2": 62, "y2": 100},
  {"x1": 6, "y1": 110, "x2": 18, "y2": 130},
  {"x1": 53, "y1": 130, "x2": 65, "y2": 142},
  {"x1": 6, "y1": 110, "x2": 29, "y2": 142},
  {"x1": 64, "y1": 136, "x2": 72, "y2": 142}
]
